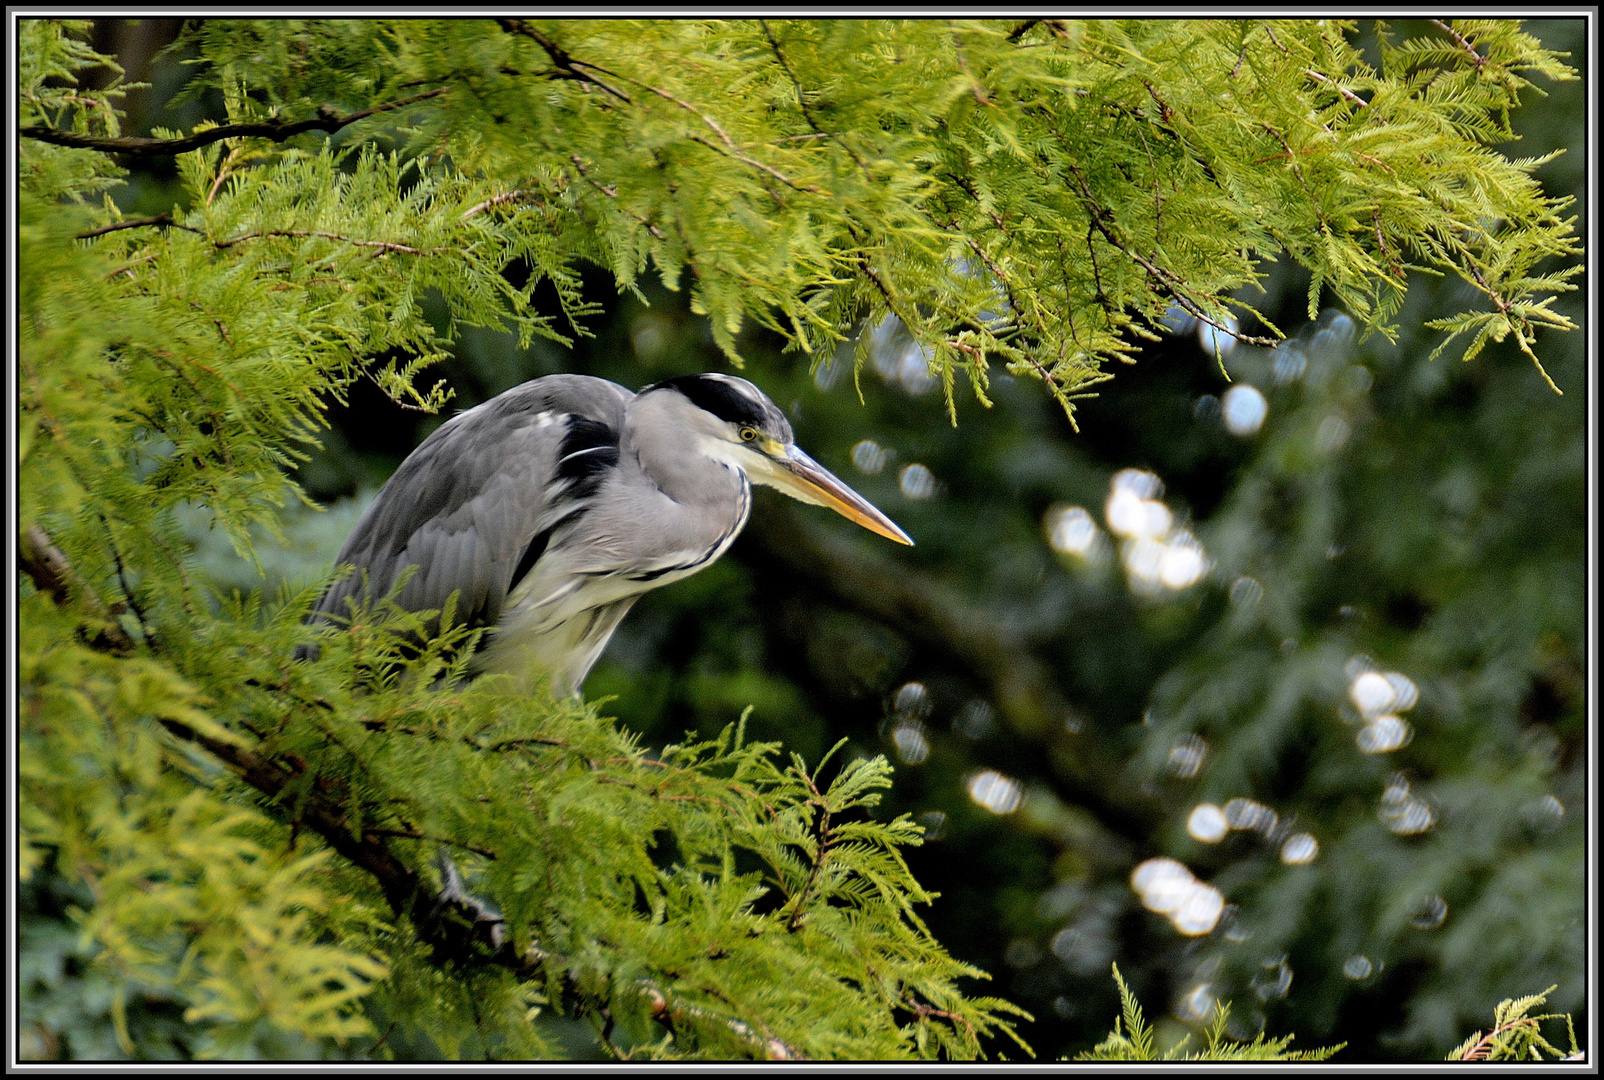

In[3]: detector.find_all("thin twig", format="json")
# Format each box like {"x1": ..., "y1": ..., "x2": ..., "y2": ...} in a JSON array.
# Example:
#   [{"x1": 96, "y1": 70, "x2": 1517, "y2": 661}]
[
  {"x1": 460, "y1": 189, "x2": 529, "y2": 220},
  {"x1": 760, "y1": 20, "x2": 871, "y2": 173},
  {"x1": 19, "y1": 525, "x2": 136, "y2": 654},
  {"x1": 1067, "y1": 164, "x2": 1276, "y2": 348},
  {"x1": 496, "y1": 19, "x2": 633, "y2": 102},
  {"x1": 1006, "y1": 19, "x2": 1068, "y2": 43},
  {"x1": 568, "y1": 155, "x2": 667, "y2": 239},
  {"x1": 366, "y1": 827, "x2": 498, "y2": 859},
  {"x1": 211, "y1": 229, "x2": 447, "y2": 256},
  {"x1": 561, "y1": 51, "x2": 825, "y2": 195},
  {"x1": 1303, "y1": 68, "x2": 1368, "y2": 107},
  {"x1": 1429, "y1": 19, "x2": 1489, "y2": 70},
  {"x1": 75, "y1": 212, "x2": 203, "y2": 240},
  {"x1": 101, "y1": 519, "x2": 153, "y2": 646},
  {"x1": 784, "y1": 769, "x2": 833, "y2": 932},
  {"x1": 367, "y1": 1020, "x2": 399, "y2": 1057},
  {"x1": 22, "y1": 88, "x2": 446, "y2": 157}
]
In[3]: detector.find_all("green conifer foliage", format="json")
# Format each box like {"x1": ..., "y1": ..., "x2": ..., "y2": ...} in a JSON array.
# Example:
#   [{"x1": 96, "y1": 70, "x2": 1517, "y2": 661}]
[{"x1": 16, "y1": 18, "x2": 1581, "y2": 1060}]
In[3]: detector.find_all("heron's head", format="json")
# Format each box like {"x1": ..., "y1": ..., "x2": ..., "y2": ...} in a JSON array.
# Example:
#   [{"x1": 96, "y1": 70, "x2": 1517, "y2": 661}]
[{"x1": 640, "y1": 373, "x2": 913, "y2": 545}]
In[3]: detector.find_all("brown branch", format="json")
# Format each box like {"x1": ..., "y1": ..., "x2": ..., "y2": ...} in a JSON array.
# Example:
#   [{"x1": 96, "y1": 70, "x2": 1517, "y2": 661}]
[
  {"x1": 21, "y1": 88, "x2": 446, "y2": 157},
  {"x1": 527, "y1": 39, "x2": 825, "y2": 196},
  {"x1": 683, "y1": 132, "x2": 825, "y2": 196},
  {"x1": 366, "y1": 827, "x2": 498, "y2": 860},
  {"x1": 460, "y1": 189, "x2": 530, "y2": 220},
  {"x1": 1373, "y1": 209, "x2": 1403, "y2": 278},
  {"x1": 949, "y1": 24, "x2": 993, "y2": 107},
  {"x1": 568, "y1": 155, "x2": 666, "y2": 239},
  {"x1": 211, "y1": 229, "x2": 447, "y2": 256},
  {"x1": 1006, "y1": 19, "x2": 1067, "y2": 43},
  {"x1": 496, "y1": 19, "x2": 633, "y2": 102},
  {"x1": 75, "y1": 211, "x2": 203, "y2": 240},
  {"x1": 20, "y1": 525, "x2": 136, "y2": 655},
  {"x1": 1429, "y1": 19, "x2": 1489, "y2": 70},
  {"x1": 784, "y1": 773, "x2": 833, "y2": 932},
  {"x1": 1007, "y1": 19, "x2": 1042, "y2": 43},
  {"x1": 1456, "y1": 1016, "x2": 1543, "y2": 1062},
  {"x1": 1303, "y1": 68, "x2": 1368, "y2": 108},
  {"x1": 1066, "y1": 165, "x2": 1276, "y2": 348},
  {"x1": 760, "y1": 20, "x2": 872, "y2": 174},
  {"x1": 903, "y1": 996, "x2": 978, "y2": 1036},
  {"x1": 638, "y1": 982, "x2": 802, "y2": 1060}
]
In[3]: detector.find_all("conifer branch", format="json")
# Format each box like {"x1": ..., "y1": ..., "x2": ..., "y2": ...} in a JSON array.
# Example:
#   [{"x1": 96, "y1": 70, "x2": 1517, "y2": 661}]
[
  {"x1": 460, "y1": 189, "x2": 530, "y2": 220},
  {"x1": 21, "y1": 524, "x2": 810, "y2": 1061},
  {"x1": 74, "y1": 211, "x2": 203, "y2": 240},
  {"x1": 500, "y1": 20, "x2": 825, "y2": 196},
  {"x1": 496, "y1": 19, "x2": 633, "y2": 102},
  {"x1": 760, "y1": 21, "x2": 872, "y2": 174},
  {"x1": 19, "y1": 525, "x2": 136, "y2": 655},
  {"x1": 1067, "y1": 166, "x2": 1277, "y2": 347},
  {"x1": 1429, "y1": 19, "x2": 1490, "y2": 70},
  {"x1": 1302, "y1": 68, "x2": 1368, "y2": 107},
  {"x1": 567, "y1": 155, "x2": 667, "y2": 239},
  {"x1": 20, "y1": 88, "x2": 446, "y2": 156},
  {"x1": 785, "y1": 779, "x2": 833, "y2": 931},
  {"x1": 211, "y1": 229, "x2": 448, "y2": 256},
  {"x1": 1006, "y1": 19, "x2": 1068, "y2": 43}
]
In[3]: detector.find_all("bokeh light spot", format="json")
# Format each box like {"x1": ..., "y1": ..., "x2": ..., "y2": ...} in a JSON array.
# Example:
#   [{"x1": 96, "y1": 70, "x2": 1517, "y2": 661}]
[
  {"x1": 1159, "y1": 533, "x2": 1209, "y2": 589},
  {"x1": 968, "y1": 770, "x2": 1023, "y2": 814},
  {"x1": 1230, "y1": 576, "x2": 1264, "y2": 606},
  {"x1": 1176, "y1": 983, "x2": 1217, "y2": 1022},
  {"x1": 1357, "y1": 715, "x2": 1413, "y2": 754},
  {"x1": 1316, "y1": 413, "x2": 1352, "y2": 453},
  {"x1": 1188, "y1": 803, "x2": 1229, "y2": 843},
  {"x1": 1225, "y1": 797, "x2": 1276, "y2": 834},
  {"x1": 1131, "y1": 858, "x2": 1225, "y2": 935},
  {"x1": 892, "y1": 680, "x2": 932, "y2": 720},
  {"x1": 915, "y1": 810, "x2": 947, "y2": 840},
  {"x1": 1410, "y1": 894, "x2": 1448, "y2": 930},
  {"x1": 890, "y1": 721, "x2": 930, "y2": 765},
  {"x1": 1222, "y1": 384, "x2": 1268, "y2": 436},
  {"x1": 850, "y1": 439, "x2": 890, "y2": 475},
  {"x1": 1252, "y1": 956, "x2": 1293, "y2": 1002},
  {"x1": 1272, "y1": 346, "x2": 1307, "y2": 385},
  {"x1": 953, "y1": 699, "x2": 996, "y2": 740},
  {"x1": 1280, "y1": 833, "x2": 1319, "y2": 865},
  {"x1": 1046, "y1": 505, "x2": 1100, "y2": 557},
  {"x1": 1168, "y1": 734, "x2": 1207, "y2": 778},
  {"x1": 899, "y1": 463, "x2": 937, "y2": 499},
  {"x1": 1380, "y1": 775, "x2": 1437, "y2": 835}
]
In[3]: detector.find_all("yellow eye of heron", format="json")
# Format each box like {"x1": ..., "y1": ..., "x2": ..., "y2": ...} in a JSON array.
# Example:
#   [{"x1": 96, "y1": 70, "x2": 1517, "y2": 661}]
[{"x1": 739, "y1": 427, "x2": 759, "y2": 442}]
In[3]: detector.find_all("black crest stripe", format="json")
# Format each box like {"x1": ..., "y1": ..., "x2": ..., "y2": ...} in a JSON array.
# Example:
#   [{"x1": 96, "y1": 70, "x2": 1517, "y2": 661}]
[{"x1": 650, "y1": 375, "x2": 770, "y2": 428}]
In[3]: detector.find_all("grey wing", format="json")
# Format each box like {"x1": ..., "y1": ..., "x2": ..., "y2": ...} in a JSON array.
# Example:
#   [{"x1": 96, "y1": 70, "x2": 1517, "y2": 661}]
[{"x1": 306, "y1": 374, "x2": 632, "y2": 639}]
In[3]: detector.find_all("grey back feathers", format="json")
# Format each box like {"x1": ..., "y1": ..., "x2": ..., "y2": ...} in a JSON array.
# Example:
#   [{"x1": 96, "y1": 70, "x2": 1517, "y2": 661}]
[{"x1": 305, "y1": 373, "x2": 775, "y2": 696}]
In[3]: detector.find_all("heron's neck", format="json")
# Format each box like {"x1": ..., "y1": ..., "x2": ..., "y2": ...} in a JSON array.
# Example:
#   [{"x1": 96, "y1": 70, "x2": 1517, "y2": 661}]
[{"x1": 621, "y1": 393, "x2": 747, "y2": 509}]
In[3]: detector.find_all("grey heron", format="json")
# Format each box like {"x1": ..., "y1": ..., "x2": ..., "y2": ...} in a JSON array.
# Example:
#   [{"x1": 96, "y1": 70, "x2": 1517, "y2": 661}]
[{"x1": 308, "y1": 372, "x2": 911, "y2": 695}]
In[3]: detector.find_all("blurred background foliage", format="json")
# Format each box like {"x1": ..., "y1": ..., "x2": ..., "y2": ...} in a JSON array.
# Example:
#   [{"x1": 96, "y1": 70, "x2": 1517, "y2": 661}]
[{"x1": 21, "y1": 18, "x2": 1587, "y2": 1061}]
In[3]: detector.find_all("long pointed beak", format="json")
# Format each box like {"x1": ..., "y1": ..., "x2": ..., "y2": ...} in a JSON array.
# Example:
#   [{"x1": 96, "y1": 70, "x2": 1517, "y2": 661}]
[{"x1": 766, "y1": 445, "x2": 914, "y2": 546}]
